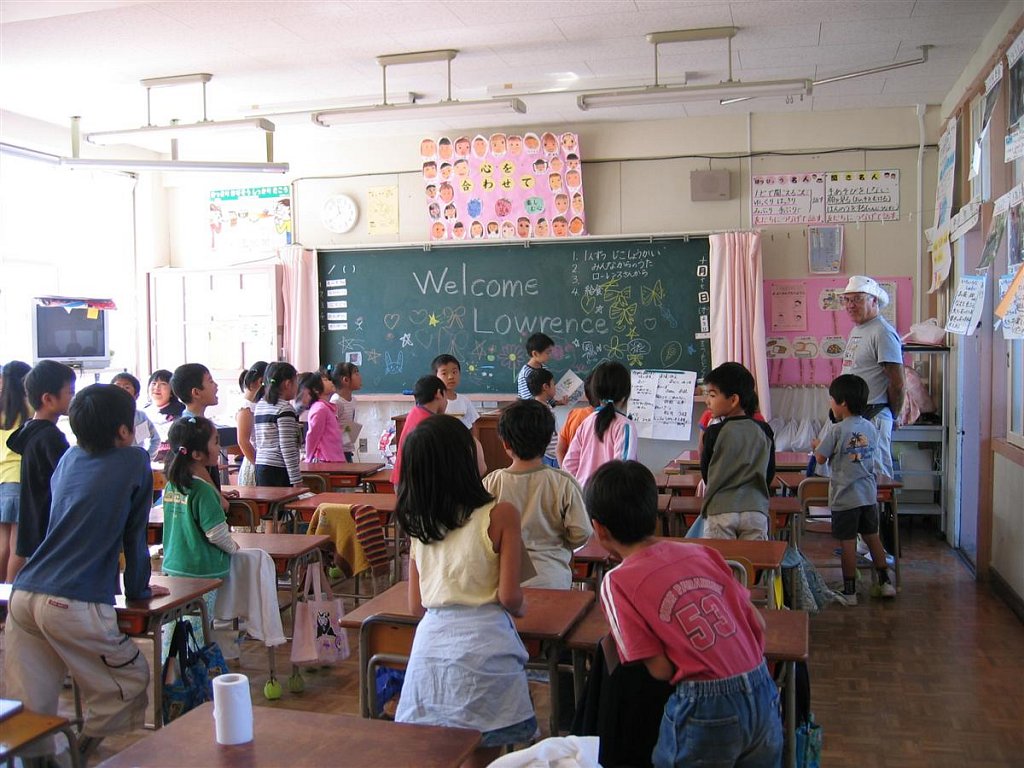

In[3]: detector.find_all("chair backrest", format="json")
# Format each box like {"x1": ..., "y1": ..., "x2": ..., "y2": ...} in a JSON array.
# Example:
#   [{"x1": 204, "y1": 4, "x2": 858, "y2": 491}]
[
  {"x1": 300, "y1": 472, "x2": 328, "y2": 494},
  {"x1": 797, "y1": 477, "x2": 830, "y2": 512},
  {"x1": 725, "y1": 556, "x2": 756, "y2": 587},
  {"x1": 225, "y1": 500, "x2": 257, "y2": 531},
  {"x1": 359, "y1": 613, "x2": 418, "y2": 718}
]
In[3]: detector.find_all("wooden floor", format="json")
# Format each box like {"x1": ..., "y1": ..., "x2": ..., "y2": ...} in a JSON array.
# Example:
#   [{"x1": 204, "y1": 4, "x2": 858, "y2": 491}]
[{"x1": 2, "y1": 527, "x2": 1022, "y2": 767}]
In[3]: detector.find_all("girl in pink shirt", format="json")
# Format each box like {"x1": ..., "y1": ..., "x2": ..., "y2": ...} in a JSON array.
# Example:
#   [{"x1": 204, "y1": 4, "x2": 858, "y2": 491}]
[
  {"x1": 562, "y1": 361, "x2": 637, "y2": 486},
  {"x1": 298, "y1": 373, "x2": 346, "y2": 462}
]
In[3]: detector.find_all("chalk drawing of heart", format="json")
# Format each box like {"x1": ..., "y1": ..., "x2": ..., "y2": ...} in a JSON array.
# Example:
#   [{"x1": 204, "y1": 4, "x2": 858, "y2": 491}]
[
  {"x1": 383, "y1": 314, "x2": 400, "y2": 330},
  {"x1": 580, "y1": 295, "x2": 597, "y2": 315},
  {"x1": 415, "y1": 328, "x2": 435, "y2": 349},
  {"x1": 409, "y1": 310, "x2": 429, "y2": 326},
  {"x1": 643, "y1": 317, "x2": 657, "y2": 331}
]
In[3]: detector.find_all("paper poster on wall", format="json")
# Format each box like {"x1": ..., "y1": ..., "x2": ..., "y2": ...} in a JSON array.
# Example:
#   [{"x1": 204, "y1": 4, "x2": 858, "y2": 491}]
[
  {"x1": 628, "y1": 369, "x2": 697, "y2": 441},
  {"x1": 808, "y1": 225, "x2": 843, "y2": 273},
  {"x1": 996, "y1": 261, "x2": 1024, "y2": 325},
  {"x1": 934, "y1": 118, "x2": 957, "y2": 229},
  {"x1": 825, "y1": 169, "x2": 900, "y2": 222},
  {"x1": 997, "y1": 272, "x2": 1024, "y2": 339},
  {"x1": 209, "y1": 186, "x2": 292, "y2": 253},
  {"x1": 770, "y1": 283, "x2": 808, "y2": 332},
  {"x1": 421, "y1": 132, "x2": 585, "y2": 241},
  {"x1": 977, "y1": 211, "x2": 1007, "y2": 270},
  {"x1": 929, "y1": 228, "x2": 952, "y2": 293},
  {"x1": 751, "y1": 173, "x2": 826, "y2": 225},
  {"x1": 367, "y1": 186, "x2": 399, "y2": 235},
  {"x1": 764, "y1": 276, "x2": 911, "y2": 385},
  {"x1": 946, "y1": 275, "x2": 987, "y2": 335}
]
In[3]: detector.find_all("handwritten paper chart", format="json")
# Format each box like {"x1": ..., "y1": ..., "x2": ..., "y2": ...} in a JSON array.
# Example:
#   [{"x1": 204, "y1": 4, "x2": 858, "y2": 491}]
[
  {"x1": 628, "y1": 370, "x2": 698, "y2": 441},
  {"x1": 751, "y1": 170, "x2": 900, "y2": 225},
  {"x1": 946, "y1": 275, "x2": 987, "y2": 336}
]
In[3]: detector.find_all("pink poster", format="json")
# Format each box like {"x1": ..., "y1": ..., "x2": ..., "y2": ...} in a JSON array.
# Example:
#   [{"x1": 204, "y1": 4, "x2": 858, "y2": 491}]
[
  {"x1": 763, "y1": 276, "x2": 912, "y2": 385},
  {"x1": 421, "y1": 132, "x2": 585, "y2": 241}
]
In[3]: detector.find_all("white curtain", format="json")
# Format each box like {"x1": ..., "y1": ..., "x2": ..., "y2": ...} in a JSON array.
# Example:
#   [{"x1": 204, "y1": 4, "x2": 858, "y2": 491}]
[
  {"x1": 279, "y1": 245, "x2": 319, "y2": 371},
  {"x1": 709, "y1": 232, "x2": 771, "y2": 420}
]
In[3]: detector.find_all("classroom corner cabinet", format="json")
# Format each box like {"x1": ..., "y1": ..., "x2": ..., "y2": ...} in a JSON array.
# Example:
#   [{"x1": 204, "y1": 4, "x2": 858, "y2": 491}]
[
  {"x1": 148, "y1": 264, "x2": 282, "y2": 378},
  {"x1": 892, "y1": 344, "x2": 950, "y2": 529}
]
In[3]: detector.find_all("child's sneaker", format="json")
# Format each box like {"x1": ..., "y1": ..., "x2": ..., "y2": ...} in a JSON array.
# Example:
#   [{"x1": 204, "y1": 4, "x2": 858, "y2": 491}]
[
  {"x1": 870, "y1": 582, "x2": 897, "y2": 598},
  {"x1": 832, "y1": 590, "x2": 858, "y2": 606}
]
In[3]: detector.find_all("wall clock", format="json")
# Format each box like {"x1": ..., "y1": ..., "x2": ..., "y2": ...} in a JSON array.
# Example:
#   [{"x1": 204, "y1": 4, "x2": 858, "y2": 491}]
[{"x1": 322, "y1": 194, "x2": 359, "y2": 233}]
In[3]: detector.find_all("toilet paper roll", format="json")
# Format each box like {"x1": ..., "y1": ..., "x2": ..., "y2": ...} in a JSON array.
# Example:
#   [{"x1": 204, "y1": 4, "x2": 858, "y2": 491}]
[{"x1": 212, "y1": 673, "x2": 254, "y2": 745}]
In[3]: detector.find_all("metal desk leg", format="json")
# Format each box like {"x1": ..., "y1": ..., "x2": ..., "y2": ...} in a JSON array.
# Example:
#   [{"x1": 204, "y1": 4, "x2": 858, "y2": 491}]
[
  {"x1": 571, "y1": 650, "x2": 587, "y2": 709},
  {"x1": 547, "y1": 641, "x2": 561, "y2": 737},
  {"x1": 785, "y1": 659, "x2": 796, "y2": 768},
  {"x1": 890, "y1": 494, "x2": 900, "y2": 589}
]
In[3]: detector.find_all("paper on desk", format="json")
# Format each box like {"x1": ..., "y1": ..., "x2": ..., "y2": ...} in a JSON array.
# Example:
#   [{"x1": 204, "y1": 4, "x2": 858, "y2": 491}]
[
  {"x1": 555, "y1": 369, "x2": 584, "y2": 403},
  {"x1": 520, "y1": 546, "x2": 538, "y2": 584}
]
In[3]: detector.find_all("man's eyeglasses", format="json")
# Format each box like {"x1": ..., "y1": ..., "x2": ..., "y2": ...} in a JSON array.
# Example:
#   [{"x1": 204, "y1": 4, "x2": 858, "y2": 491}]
[{"x1": 839, "y1": 294, "x2": 870, "y2": 306}]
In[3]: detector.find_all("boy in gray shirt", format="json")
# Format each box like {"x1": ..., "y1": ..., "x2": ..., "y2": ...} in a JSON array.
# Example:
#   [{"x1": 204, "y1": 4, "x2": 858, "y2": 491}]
[{"x1": 813, "y1": 374, "x2": 896, "y2": 605}]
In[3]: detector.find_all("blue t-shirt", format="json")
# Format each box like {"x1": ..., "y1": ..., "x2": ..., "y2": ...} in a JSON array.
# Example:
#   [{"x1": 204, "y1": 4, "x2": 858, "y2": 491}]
[
  {"x1": 817, "y1": 415, "x2": 878, "y2": 511},
  {"x1": 14, "y1": 445, "x2": 153, "y2": 603}
]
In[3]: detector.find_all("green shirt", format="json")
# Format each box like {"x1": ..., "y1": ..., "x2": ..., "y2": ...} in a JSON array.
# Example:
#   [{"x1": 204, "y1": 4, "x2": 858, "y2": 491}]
[{"x1": 161, "y1": 477, "x2": 231, "y2": 579}]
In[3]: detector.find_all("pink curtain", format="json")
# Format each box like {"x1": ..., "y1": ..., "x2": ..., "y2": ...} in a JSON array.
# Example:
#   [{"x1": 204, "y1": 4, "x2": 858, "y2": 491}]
[
  {"x1": 279, "y1": 245, "x2": 320, "y2": 371},
  {"x1": 709, "y1": 232, "x2": 771, "y2": 420}
]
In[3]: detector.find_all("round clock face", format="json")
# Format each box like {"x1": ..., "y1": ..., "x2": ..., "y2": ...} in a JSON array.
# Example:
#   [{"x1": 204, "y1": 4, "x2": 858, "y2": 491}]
[{"x1": 322, "y1": 194, "x2": 358, "y2": 234}]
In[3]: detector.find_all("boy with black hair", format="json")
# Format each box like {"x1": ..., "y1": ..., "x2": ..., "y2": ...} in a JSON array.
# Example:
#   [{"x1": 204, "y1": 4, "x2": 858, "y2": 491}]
[
  {"x1": 813, "y1": 373, "x2": 895, "y2": 605},
  {"x1": 8, "y1": 360, "x2": 76, "y2": 567},
  {"x1": 5, "y1": 384, "x2": 169, "y2": 761},
  {"x1": 587, "y1": 460, "x2": 781, "y2": 768},
  {"x1": 171, "y1": 362, "x2": 225, "y2": 491},
  {"x1": 526, "y1": 367, "x2": 559, "y2": 467},
  {"x1": 392, "y1": 374, "x2": 447, "y2": 487},
  {"x1": 171, "y1": 362, "x2": 219, "y2": 419},
  {"x1": 517, "y1": 332, "x2": 556, "y2": 400},
  {"x1": 111, "y1": 371, "x2": 161, "y2": 458},
  {"x1": 483, "y1": 399, "x2": 590, "y2": 589},
  {"x1": 700, "y1": 362, "x2": 776, "y2": 541},
  {"x1": 432, "y1": 353, "x2": 479, "y2": 429}
]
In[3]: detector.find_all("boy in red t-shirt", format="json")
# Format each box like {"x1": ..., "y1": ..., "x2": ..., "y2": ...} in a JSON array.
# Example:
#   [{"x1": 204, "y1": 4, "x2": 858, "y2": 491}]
[{"x1": 586, "y1": 460, "x2": 782, "y2": 767}]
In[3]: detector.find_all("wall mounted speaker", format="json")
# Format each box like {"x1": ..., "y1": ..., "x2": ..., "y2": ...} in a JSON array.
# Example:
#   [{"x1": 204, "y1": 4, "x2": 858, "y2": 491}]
[{"x1": 690, "y1": 169, "x2": 731, "y2": 201}]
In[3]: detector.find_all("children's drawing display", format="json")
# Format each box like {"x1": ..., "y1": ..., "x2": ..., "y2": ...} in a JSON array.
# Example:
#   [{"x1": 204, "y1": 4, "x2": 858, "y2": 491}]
[{"x1": 318, "y1": 238, "x2": 711, "y2": 393}]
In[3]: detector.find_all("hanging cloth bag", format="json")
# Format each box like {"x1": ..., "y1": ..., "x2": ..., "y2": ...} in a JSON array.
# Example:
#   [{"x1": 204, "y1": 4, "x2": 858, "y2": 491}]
[{"x1": 290, "y1": 564, "x2": 350, "y2": 665}]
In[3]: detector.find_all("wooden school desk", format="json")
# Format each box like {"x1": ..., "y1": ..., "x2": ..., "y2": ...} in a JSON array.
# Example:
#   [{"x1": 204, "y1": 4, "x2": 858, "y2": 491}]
[
  {"x1": 572, "y1": 537, "x2": 787, "y2": 607},
  {"x1": 230, "y1": 533, "x2": 329, "y2": 631},
  {"x1": 564, "y1": 605, "x2": 809, "y2": 768},
  {"x1": 1, "y1": 575, "x2": 222, "y2": 731},
  {"x1": 0, "y1": 706, "x2": 81, "y2": 768},
  {"x1": 673, "y1": 450, "x2": 811, "y2": 472},
  {"x1": 299, "y1": 462, "x2": 384, "y2": 491},
  {"x1": 341, "y1": 582, "x2": 594, "y2": 738},
  {"x1": 221, "y1": 485, "x2": 309, "y2": 532},
  {"x1": 666, "y1": 496, "x2": 803, "y2": 541},
  {"x1": 95, "y1": 702, "x2": 481, "y2": 768}
]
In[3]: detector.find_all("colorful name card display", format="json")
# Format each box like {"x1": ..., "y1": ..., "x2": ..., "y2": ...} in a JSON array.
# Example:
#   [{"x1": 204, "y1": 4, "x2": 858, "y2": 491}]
[
  {"x1": 763, "y1": 276, "x2": 912, "y2": 385},
  {"x1": 751, "y1": 170, "x2": 900, "y2": 226},
  {"x1": 209, "y1": 186, "x2": 292, "y2": 252},
  {"x1": 421, "y1": 132, "x2": 585, "y2": 241}
]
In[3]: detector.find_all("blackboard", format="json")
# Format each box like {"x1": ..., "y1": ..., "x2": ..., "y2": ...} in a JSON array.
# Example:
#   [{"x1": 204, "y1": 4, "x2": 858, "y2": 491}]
[{"x1": 318, "y1": 237, "x2": 712, "y2": 393}]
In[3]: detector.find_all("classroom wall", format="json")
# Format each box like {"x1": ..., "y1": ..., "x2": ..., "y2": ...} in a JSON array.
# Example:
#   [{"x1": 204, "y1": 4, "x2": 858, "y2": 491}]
[{"x1": 992, "y1": 454, "x2": 1024, "y2": 600}]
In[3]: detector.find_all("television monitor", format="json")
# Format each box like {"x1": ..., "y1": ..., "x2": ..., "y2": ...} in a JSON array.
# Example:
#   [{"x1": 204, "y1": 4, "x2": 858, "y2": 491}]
[{"x1": 32, "y1": 298, "x2": 111, "y2": 370}]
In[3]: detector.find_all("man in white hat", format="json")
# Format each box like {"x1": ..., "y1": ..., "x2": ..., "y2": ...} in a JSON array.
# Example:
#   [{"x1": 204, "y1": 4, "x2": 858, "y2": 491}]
[{"x1": 838, "y1": 276, "x2": 904, "y2": 478}]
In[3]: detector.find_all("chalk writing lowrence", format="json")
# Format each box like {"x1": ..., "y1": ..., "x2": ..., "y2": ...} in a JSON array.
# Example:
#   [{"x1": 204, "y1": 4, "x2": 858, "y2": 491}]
[
  {"x1": 318, "y1": 238, "x2": 711, "y2": 393},
  {"x1": 628, "y1": 370, "x2": 697, "y2": 441}
]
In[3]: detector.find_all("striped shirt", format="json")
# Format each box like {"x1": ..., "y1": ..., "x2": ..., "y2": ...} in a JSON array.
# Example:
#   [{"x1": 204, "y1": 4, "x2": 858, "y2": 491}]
[{"x1": 254, "y1": 399, "x2": 302, "y2": 485}]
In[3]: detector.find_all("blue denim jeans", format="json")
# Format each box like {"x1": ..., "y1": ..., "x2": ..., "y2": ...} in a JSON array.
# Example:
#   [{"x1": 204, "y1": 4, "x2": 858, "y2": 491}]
[{"x1": 652, "y1": 662, "x2": 783, "y2": 768}]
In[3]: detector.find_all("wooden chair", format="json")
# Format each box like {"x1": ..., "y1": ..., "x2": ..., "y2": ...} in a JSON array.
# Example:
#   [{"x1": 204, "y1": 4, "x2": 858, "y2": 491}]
[
  {"x1": 225, "y1": 499, "x2": 258, "y2": 532},
  {"x1": 359, "y1": 613, "x2": 417, "y2": 719},
  {"x1": 300, "y1": 472, "x2": 328, "y2": 494},
  {"x1": 308, "y1": 503, "x2": 392, "y2": 603},
  {"x1": 725, "y1": 556, "x2": 756, "y2": 588}
]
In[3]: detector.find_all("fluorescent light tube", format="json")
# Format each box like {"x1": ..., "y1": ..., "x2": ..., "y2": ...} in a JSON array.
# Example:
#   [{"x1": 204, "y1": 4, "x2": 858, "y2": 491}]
[
  {"x1": 60, "y1": 158, "x2": 289, "y2": 174},
  {"x1": 84, "y1": 118, "x2": 275, "y2": 146},
  {"x1": 312, "y1": 97, "x2": 525, "y2": 127},
  {"x1": 577, "y1": 79, "x2": 811, "y2": 110}
]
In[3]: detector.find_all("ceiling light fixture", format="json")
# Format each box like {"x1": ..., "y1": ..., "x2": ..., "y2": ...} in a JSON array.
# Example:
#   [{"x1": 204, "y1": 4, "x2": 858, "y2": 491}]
[
  {"x1": 578, "y1": 26, "x2": 813, "y2": 111},
  {"x1": 79, "y1": 73, "x2": 280, "y2": 166},
  {"x1": 312, "y1": 49, "x2": 526, "y2": 127}
]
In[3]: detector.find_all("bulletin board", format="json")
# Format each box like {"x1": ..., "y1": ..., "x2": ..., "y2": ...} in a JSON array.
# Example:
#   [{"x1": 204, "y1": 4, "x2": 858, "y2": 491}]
[{"x1": 763, "y1": 276, "x2": 912, "y2": 385}]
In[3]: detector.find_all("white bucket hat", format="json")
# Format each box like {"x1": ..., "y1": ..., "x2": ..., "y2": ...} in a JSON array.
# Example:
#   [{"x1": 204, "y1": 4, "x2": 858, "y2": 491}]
[{"x1": 840, "y1": 275, "x2": 889, "y2": 308}]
